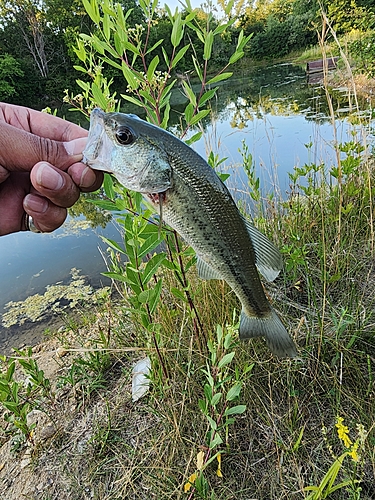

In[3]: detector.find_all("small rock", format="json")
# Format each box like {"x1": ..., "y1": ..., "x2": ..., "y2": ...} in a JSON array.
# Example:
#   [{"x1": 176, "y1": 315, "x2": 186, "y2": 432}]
[
  {"x1": 20, "y1": 450, "x2": 32, "y2": 469},
  {"x1": 20, "y1": 457, "x2": 31, "y2": 469},
  {"x1": 40, "y1": 424, "x2": 56, "y2": 441}
]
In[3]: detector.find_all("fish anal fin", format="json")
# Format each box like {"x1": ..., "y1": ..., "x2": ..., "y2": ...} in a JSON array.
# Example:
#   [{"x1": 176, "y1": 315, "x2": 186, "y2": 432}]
[
  {"x1": 239, "y1": 308, "x2": 298, "y2": 358},
  {"x1": 197, "y1": 257, "x2": 223, "y2": 280},
  {"x1": 242, "y1": 216, "x2": 283, "y2": 282}
]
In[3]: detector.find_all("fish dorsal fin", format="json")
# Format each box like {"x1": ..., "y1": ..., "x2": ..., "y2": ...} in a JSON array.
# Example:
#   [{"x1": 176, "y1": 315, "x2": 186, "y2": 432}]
[
  {"x1": 197, "y1": 256, "x2": 223, "y2": 280},
  {"x1": 242, "y1": 216, "x2": 283, "y2": 282}
]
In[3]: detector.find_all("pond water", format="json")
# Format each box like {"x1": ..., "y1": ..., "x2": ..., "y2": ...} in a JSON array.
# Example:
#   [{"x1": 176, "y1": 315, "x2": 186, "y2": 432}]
[{"x1": 0, "y1": 62, "x2": 372, "y2": 352}]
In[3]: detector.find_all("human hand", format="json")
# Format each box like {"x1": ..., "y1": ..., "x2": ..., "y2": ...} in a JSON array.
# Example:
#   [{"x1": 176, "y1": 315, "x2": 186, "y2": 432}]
[{"x1": 0, "y1": 103, "x2": 103, "y2": 236}]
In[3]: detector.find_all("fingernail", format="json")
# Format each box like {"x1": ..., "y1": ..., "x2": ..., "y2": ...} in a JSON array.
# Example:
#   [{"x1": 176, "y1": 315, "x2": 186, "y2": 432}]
[
  {"x1": 36, "y1": 163, "x2": 64, "y2": 190},
  {"x1": 64, "y1": 137, "x2": 87, "y2": 156},
  {"x1": 24, "y1": 194, "x2": 48, "y2": 214},
  {"x1": 79, "y1": 166, "x2": 97, "y2": 188}
]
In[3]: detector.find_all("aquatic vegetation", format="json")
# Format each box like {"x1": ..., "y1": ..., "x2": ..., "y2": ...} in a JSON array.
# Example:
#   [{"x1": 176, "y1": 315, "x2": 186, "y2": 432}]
[{"x1": 2, "y1": 268, "x2": 110, "y2": 327}]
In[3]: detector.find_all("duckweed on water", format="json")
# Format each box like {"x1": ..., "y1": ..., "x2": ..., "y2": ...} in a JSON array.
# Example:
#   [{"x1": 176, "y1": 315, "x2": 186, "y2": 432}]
[
  {"x1": 1, "y1": 268, "x2": 110, "y2": 327},
  {"x1": 54, "y1": 219, "x2": 93, "y2": 238}
]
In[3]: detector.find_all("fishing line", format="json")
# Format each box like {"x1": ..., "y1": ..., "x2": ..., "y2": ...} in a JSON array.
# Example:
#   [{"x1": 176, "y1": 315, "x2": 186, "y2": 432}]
[{"x1": 158, "y1": 193, "x2": 164, "y2": 238}]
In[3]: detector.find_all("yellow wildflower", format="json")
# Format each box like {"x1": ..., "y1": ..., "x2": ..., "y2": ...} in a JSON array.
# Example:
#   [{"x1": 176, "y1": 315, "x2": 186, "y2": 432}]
[
  {"x1": 349, "y1": 442, "x2": 359, "y2": 463},
  {"x1": 184, "y1": 473, "x2": 197, "y2": 493},
  {"x1": 336, "y1": 417, "x2": 352, "y2": 449},
  {"x1": 216, "y1": 452, "x2": 223, "y2": 478}
]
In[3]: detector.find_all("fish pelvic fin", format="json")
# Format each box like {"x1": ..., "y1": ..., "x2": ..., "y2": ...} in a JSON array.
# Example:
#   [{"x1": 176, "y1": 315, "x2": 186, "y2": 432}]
[
  {"x1": 239, "y1": 308, "x2": 298, "y2": 358},
  {"x1": 197, "y1": 256, "x2": 223, "y2": 280},
  {"x1": 241, "y1": 216, "x2": 283, "y2": 282}
]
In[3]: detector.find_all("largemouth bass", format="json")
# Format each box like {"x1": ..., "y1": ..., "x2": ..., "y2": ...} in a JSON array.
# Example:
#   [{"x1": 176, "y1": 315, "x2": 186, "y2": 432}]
[{"x1": 83, "y1": 108, "x2": 298, "y2": 357}]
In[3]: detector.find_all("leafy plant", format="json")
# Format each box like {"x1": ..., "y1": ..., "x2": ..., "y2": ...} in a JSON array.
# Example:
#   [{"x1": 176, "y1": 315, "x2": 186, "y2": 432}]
[
  {"x1": 0, "y1": 349, "x2": 53, "y2": 447},
  {"x1": 184, "y1": 319, "x2": 253, "y2": 497},
  {"x1": 63, "y1": 0, "x2": 253, "y2": 377}
]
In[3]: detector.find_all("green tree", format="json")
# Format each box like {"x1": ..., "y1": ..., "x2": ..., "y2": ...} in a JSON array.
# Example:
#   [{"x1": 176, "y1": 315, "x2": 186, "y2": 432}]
[
  {"x1": 0, "y1": 0, "x2": 49, "y2": 77},
  {"x1": 0, "y1": 54, "x2": 24, "y2": 100},
  {"x1": 324, "y1": 0, "x2": 369, "y2": 33}
]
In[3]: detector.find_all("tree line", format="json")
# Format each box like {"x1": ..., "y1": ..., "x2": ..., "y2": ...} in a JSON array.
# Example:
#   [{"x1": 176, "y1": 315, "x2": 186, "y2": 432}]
[{"x1": 1, "y1": 0, "x2": 375, "y2": 108}]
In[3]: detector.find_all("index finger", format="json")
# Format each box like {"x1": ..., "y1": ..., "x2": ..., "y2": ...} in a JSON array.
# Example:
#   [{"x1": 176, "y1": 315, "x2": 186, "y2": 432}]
[{"x1": 0, "y1": 103, "x2": 88, "y2": 142}]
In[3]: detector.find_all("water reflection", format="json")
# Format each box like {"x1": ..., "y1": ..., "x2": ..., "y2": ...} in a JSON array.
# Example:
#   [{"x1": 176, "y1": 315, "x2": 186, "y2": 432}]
[{"x1": 0, "y1": 218, "x2": 121, "y2": 352}]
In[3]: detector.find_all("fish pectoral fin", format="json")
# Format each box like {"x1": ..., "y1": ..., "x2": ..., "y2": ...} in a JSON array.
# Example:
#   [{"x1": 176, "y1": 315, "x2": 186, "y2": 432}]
[
  {"x1": 242, "y1": 216, "x2": 283, "y2": 282},
  {"x1": 197, "y1": 257, "x2": 223, "y2": 280},
  {"x1": 239, "y1": 308, "x2": 298, "y2": 358}
]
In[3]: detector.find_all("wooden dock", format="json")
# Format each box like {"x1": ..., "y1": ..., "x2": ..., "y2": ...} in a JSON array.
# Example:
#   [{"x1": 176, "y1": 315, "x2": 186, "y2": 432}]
[{"x1": 306, "y1": 57, "x2": 339, "y2": 75}]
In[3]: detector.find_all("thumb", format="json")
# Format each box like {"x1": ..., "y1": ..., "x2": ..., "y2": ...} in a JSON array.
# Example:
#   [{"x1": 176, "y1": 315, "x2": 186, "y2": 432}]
[{"x1": 0, "y1": 121, "x2": 86, "y2": 172}]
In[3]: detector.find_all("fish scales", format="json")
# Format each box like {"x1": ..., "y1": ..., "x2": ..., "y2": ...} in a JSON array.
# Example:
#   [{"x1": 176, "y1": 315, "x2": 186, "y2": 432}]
[{"x1": 83, "y1": 108, "x2": 298, "y2": 358}]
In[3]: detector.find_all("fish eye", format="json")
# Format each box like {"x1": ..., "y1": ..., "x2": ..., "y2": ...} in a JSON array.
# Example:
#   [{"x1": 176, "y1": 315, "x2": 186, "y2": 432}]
[{"x1": 116, "y1": 126, "x2": 135, "y2": 145}]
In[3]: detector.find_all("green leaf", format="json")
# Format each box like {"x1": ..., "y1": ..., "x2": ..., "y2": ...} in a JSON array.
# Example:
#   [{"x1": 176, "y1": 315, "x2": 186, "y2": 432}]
[
  {"x1": 73, "y1": 65, "x2": 87, "y2": 73},
  {"x1": 229, "y1": 51, "x2": 244, "y2": 65},
  {"x1": 210, "y1": 393, "x2": 222, "y2": 406},
  {"x1": 149, "y1": 279, "x2": 163, "y2": 314},
  {"x1": 103, "y1": 172, "x2": 115, "y2": 199},
  {"x1": 209, "y1": 433, "x2": 223, "y2": 448},
  {"x1": 170, "y1": 287, "x2": 187, "y2": 302},
  {"x1": 184, "y1": 102, "x2": 194, "y2": 124},
  {"x1": 171, "y1": 45, "x2": 189, "y2": 69},
  {"x1": 198, "y1": 398, "x2": 207, "y2": 413},
  {"x1": 185, "y1": 131, "x2": 203, "y2": 145},
  {"x1": 146, "y1": 38, "x2": 164, "y2": 55},
  {"x1": 191, "y1": 55, "x2": 203, "y2": 82},
  {"x1": 226, "y1": 382, "x2": 242, "y2": 401},
  {"x1": 122, "y1": 64, "x2": 139, "y2": 90},
  {"x1": 103, "y1": 13, "x2": 111, "y2": 40},
  {"x1": 189, "y1": 109, "x2": 210, "y2": 126},
  {"x1": 91, "y1": 82, "x2": 108, "y2": 109},
  {"x1": 203, "y1": 31, "x2": 214, "y2": 61},
  {"x1": 116, "y1": 2, "x2": 127, "y2": 29},
  {"x1": 162, "y1": 47, "x2": 170, "y2": 67},
  {"x1": 206, "y1": 415, "x2": 217, "y2": 430},
  {"x1": 121, "y1": 94, "x2": 144, "y2": 108},
  {"x1": 147, "y1": 55, "x2": 160, "y2": 83},
  {"x1": 142, "y1": 253, "x2": 166, "y2": 284},
  {"x1": 161, "y1": 102, "x2": 171, "y2": 129},
  {"x1": 199, "y1": 88, "x2": 217, "y2": 106},
  {"x1": 204, "y1": 383, "x2": 212, "y2": 402},
  {"x1": 171, "y1": 13, "x2": 184, "y2": 47},
  {"x1": 224, "y1": 0, "x2": 234, "y2": 15},
  {"x1": 101, "y1": 237, "x2": 126, "y2": 254},
  {"x1": 138, "y1": 233, "x2": 163, "y2": 259},
  {"x1": 102, "y1": 272, "x2": 128, "y2": 283},
  {"x1": 206, "y1": 72, "x2": 233, "y2": 85},
  {"x1": 76, "y1": 79, "x2": 90, "y2": 92},
  {"x1": 113, "y1": 33, "x2": 125, "y2": 57},
  {"x1": 6, "y1": 361, "x2": 16, "y2": 382},
  {"x1": 82, "y1": 0, "x2": 100, "y2": 24},
  {"x1": 217, "y1": 352, "x2": 235, "y2": 369},
  {"x1": 182, "y1": 81, "x2": 197, "y2": 106},
  {"x1": 73, "y1": 39, "x2": 87, "y2": 63},
  {"x1": 138, "y1": 290, "x2": 150, "y2": 303},
  {"x1": 224, "y1": 404, "x2": 246, "y2": 416}
]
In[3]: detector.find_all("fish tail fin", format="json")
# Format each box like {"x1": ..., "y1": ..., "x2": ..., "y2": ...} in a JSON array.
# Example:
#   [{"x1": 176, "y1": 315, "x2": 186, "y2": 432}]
[{"x1": 239, "y1": 309, "x2": 298, "y2": 358}]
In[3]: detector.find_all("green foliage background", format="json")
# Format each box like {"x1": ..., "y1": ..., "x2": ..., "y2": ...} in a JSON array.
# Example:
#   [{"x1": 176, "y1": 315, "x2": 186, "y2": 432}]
[{"x1": 1, "y1": 0, "x2": 375, "y2": 107}]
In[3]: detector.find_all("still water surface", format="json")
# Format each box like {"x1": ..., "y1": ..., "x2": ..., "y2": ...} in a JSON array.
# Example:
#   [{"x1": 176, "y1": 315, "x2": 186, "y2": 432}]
[{"x1": 0, "y1": 62, "x2": 372, "y2": 351}]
